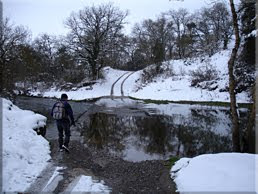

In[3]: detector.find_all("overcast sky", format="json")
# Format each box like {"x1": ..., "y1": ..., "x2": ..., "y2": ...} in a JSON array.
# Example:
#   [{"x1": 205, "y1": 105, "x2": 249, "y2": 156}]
[{"x1": 3, "y1": 0, "x2": 233, "y2": 39}]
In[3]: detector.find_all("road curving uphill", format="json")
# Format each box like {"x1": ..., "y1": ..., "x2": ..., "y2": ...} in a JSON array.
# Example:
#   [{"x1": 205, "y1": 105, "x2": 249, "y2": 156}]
[
  {"x1": 110, "y1": 71, "x2": 135, "y2": 97},
  {"x1": 110, "y1": 72, "x2": 129, "y2": 96}
]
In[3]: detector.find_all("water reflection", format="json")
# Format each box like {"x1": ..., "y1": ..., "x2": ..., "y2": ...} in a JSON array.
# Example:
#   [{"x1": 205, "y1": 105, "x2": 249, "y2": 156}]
[
  {"x1": 81, "y1": 102, "x2": 248, "y2": 162},
  {"x1": 15, "y1": 96, "x2": 251, "y2": 162}
]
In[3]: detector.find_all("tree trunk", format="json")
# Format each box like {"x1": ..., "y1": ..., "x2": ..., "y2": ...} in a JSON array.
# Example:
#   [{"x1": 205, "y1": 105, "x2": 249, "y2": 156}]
[
  {"x1": 223, "y1": 34, "x2": 229, "y2": 50},
  {"x1": 228, "y1": 0, "x2": 241, "y2": 152},
  {"x1": 245, "y1": 88, "x2": 255, "y2": 153},
  {"x1": 91, "y1": 62, "x2": 97, "y2": 80}
]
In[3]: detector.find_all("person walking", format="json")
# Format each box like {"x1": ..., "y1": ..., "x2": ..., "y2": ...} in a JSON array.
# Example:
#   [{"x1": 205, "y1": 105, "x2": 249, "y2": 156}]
[{"x1": 51, "y1": 93, "x2": 75, "y2": 152}]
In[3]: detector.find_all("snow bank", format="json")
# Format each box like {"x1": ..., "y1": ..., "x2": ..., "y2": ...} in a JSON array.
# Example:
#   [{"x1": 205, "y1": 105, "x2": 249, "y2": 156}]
[
  {"x1": 42, "y1": 166, "x2": 65, "y2": 192},
  {"x1": 67, "y1": 175, "x2": 111, "y2": 193},
  {"x1": 171, "y1": 153, "x2": 257, "y2": 193},
  {"x1": 2, "y1": 98, "x2": 51, "y2": 192}
]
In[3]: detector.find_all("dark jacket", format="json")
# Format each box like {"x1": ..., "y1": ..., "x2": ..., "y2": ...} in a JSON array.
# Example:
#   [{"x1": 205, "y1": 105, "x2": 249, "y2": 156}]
[{"x1": 51, "y1": 100, "x2": 75, "y2": 124}]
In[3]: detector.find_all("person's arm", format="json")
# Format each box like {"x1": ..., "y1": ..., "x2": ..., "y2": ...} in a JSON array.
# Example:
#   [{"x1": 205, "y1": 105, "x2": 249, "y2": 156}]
[
  {"x1": 51, "y1": 103, "x2": 56, "y2": 117},
  {"x1": 66, "y1": 103, "x2": 75, "y2": 125}
]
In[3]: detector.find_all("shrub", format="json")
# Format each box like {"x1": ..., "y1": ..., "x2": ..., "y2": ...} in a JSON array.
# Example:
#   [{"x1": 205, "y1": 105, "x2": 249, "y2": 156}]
[
  {"x1": 190, "y1": 64, "x2": 219, "y2": 87},
  {"x1": 140, "y1": 62, "x2": 175, "y2": 85},
  {"x1": 63, "y1": 70, "x2": 85, "y2": 84}
]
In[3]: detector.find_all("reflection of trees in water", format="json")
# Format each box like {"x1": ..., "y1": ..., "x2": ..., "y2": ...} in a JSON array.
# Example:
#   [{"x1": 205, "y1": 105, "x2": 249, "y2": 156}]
[
  {"x1": 174, "y1": 118, "x2": 232, "y2": 157},
  {"x1": 189, "y1": 107, "x2": 251, "y2": 153},
  {"x1": 190, "y1": 108, "x2": 231, "y2": 134},
  {"x1": 82, "y1": 108, "x2": 244, "y2": 159},
  {"x1": 191, "y1": 109, "x2": 219, "y2": 127},
  {"x1": 134, "y1": 115, "x2": 232, "y2": 157},
  {"x1": 134, "y1": 115, "x2": 174, "y2": 155},
  {"x1": 84, "y1": 112, "x2": 136, "y2": 156}
]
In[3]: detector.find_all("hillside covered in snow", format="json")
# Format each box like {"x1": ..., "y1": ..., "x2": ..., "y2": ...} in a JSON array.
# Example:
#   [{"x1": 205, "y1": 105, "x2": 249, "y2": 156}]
[{"x1": 29, "y1": 48, "x2": 251, "y2": 103}]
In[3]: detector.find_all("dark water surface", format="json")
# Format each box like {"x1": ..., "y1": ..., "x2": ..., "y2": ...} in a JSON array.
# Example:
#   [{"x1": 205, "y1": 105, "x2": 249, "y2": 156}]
[{"x1": 15, "y1": 96, "x2": 250, "y2": 162}]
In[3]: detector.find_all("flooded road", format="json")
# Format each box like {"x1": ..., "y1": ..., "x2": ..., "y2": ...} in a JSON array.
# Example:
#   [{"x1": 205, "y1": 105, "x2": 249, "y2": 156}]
[
  {"x1": 16, "y1": 96, "x2": 250, "y2": 161},
  {"x1": 78, "y1": 97, "x2": 250, "y2": 161},
  {"x1": 14, "y1": 96, "x2": 250, "y2": 193}
]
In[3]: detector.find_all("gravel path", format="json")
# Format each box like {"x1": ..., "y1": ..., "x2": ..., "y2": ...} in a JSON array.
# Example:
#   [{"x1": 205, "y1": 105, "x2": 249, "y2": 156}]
[{"x1": 51, "y1": 139, "x2": 177, "y2": 193}]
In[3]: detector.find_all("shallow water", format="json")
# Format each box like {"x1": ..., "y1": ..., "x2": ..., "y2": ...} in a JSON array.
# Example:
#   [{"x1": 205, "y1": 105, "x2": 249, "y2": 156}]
[
  {"x1": 15, "y1": 96, "x2": 250, "y2": 162},
  {"x1": 79, "y1": 98, "x2": 250, "y2": 162}
]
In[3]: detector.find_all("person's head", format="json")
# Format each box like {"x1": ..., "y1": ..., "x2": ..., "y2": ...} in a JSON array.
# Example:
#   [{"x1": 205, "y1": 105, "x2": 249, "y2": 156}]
[{"x1": 61, "y1": 93, "x2": 68, "y2": 101}]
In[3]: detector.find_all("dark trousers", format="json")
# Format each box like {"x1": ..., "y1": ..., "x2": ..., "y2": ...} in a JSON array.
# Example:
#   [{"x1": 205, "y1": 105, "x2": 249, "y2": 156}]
[{"x1": 57, "y1": 120, "x2": 71, "y2": 149}]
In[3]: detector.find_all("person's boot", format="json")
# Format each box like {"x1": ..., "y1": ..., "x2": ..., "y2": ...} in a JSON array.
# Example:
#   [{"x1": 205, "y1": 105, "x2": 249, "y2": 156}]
[{"x1": 62, "y1": 145, "x2": 69, "y2": 153}]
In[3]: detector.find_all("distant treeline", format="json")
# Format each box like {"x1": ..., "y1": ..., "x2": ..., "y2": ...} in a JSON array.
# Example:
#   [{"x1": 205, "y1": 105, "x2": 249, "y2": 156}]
[{"x1": 0, "y1": 0, "x2": 255, "y2": 96}]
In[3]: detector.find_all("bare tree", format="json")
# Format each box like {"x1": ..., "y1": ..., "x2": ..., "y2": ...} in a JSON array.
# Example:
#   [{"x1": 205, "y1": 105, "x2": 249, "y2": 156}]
[
  {"x1": 32, "y1": 34, "x2": 59, "y2": 83},
  {"x1": 125, "y1": 36, "x2": 149, "y2": 70},
  {"x1": 228, "y1": 0, "x2": 241, "y2": 152},
  {"x1": 65, "y1": 3, "x2": 128, "y2": 80},
  {"x1": 194, "y1": 2, "x2": 232, "y2": 56},
  {"x1": 205, "y1": 2, "x2": 232, "y2": 49},
  {"x1": 194, "y1": 9, "x2": 216, "y2": 56},
  {"x1": 0, "y1": 18, "x2": 28, "y2": 96},
  {"x1": 33, "y1": 34, "x2": 56, "y2": 62},
  {"x1": 167, "y1": 8, "x2": 190, "y2": 59},
  {"x1": 131, "y1": 15, "x2": 173, "y2": 69},
  {"x1": 131, "y1": 23, "x2": 153, "y2": 67}
]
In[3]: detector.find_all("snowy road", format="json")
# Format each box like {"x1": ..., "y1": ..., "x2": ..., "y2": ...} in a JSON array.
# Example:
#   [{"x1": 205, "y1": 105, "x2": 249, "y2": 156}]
[
  {"x1": 110, "y1": 72, "x2": 129, "y2": 96},
  {"x1": 110, "y1": 71, "x2": 135, "y2": 96},
  {"x1": 121, "y1": 71, "x2": 135, "y2": 96}
]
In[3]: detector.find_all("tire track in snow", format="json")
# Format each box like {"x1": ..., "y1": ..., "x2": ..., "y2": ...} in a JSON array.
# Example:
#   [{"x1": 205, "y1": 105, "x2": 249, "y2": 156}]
[
  {"x1": 110, "y1": 72, "x2": 129, "y2": 96},
  {"x1": 120, "y1": 72, "x2": 135, "y2": 96}
]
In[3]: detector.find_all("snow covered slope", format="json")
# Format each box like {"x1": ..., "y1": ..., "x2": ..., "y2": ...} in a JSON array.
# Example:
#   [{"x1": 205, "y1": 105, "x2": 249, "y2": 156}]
[
  {"x1": 127, "y1": 49, "x2": 249, "y2": 103},
  {"x1": 40, "y1": 67, "x2": 129, "y2": 99},
  {"x1": 2, "y1": 98, "x2": 51, "y2": 192},
  {"x1": 30, "y1": 48, "x2": 250, "y2": 103}
]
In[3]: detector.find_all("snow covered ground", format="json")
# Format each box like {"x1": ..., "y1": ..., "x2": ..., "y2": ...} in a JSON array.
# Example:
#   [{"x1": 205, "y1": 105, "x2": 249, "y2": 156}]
[
  {"x1": 2, "y1": 98, "x2": 51, "y2": 192},
  {"x1": 125, "y1": 49, "x2": 250, "y2": 103},
  {"x1": 42, "y1": 166, "x2": 65, "y2": 192},
  {"x1": 29, "y1": 48, "x2": 251, "y2": 103},
  {"x1": 34, "y1": 67, "x2": 129, "y2": 99},
  {"x1": 66, "y1": 175, "x2": 111, "y2": 193},
  {"x1": 171, "y1": 153, "x2": 258, "y2": 193}
]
